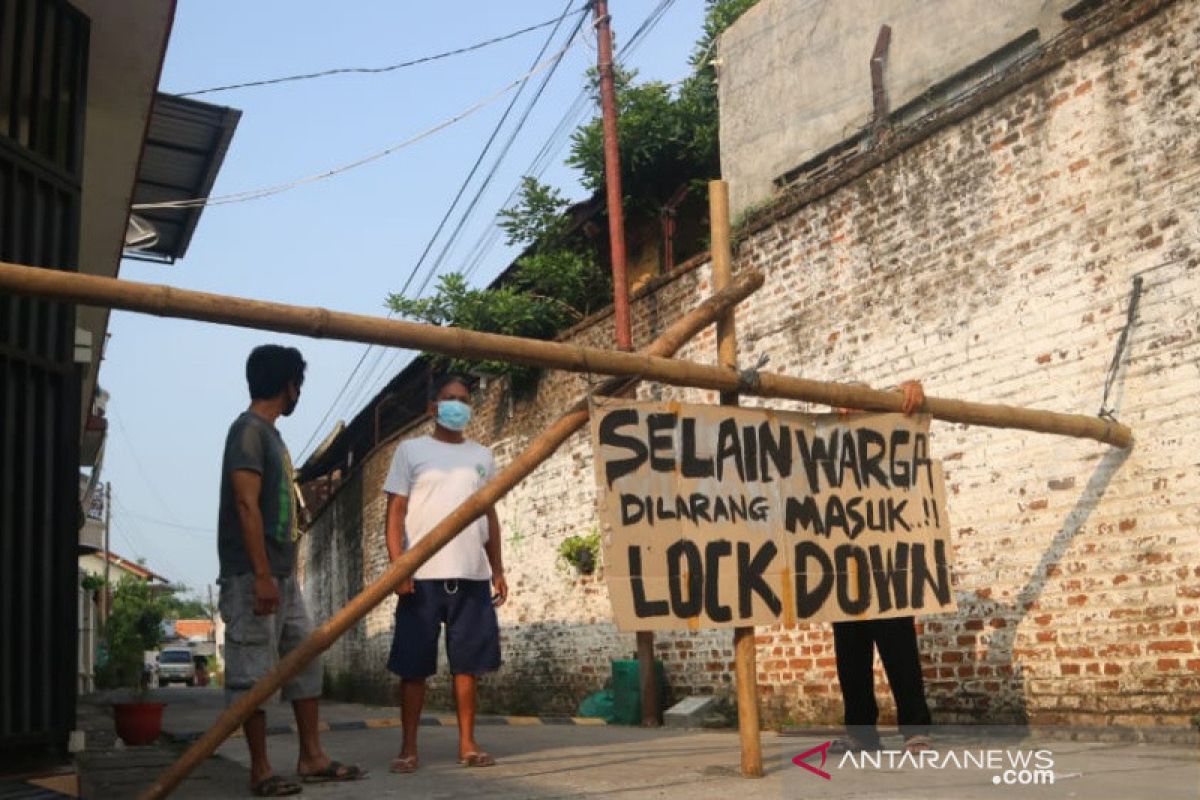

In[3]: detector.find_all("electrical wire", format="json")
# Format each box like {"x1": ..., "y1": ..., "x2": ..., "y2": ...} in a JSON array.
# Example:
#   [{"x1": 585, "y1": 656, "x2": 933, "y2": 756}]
[
  {"x1": 347, "y1": 0, "x2": 678, "y2": 406},
  {"x1": 340, "y1": 4, "x2": 591, "y2": 412},
  {"x1": 176, "y1": 8, "x2": 589, "y2": 97},
  {"x1": 110, "y1": 500, "x2": 190, "y2": 584},
  {"x1": 460, "y1": 0, "x2": 676, "y2": 283},
  {"x1": 294, "y1": 3, "x2": 582, "y2": 462},
  {"x1": 300, "y1": 0, "x2": 679, "y2": 459},
  {"x1": 110, "y1": 408, "x2": 188, "y2": 528},
  {"x1": 122, "y1": 509, "x2": 215, "y2": 539},
  {"x1": 132, "y1": 41, "x2": 581, "y2": 212},
  {"x1": 410, "y1": 6, "x2": 588, "y2": 299}
]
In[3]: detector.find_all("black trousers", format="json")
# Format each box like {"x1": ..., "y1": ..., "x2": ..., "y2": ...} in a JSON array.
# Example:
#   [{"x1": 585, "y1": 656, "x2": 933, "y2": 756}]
[{"x1": 832, "y1": 616, "x2": 932, "y2": 744}]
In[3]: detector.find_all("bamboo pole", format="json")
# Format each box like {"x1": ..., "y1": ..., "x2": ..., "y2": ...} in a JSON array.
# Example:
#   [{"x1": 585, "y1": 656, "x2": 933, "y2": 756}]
[
  {"x1": 710, "y1": 181, "x2": 763, "y2": 779},
  {"x1": 137, "y1": 270, "x2": 764, "y2": 799},
  {"x1": 0, "y1": 260, "x2": 1133, "y2": 447}
]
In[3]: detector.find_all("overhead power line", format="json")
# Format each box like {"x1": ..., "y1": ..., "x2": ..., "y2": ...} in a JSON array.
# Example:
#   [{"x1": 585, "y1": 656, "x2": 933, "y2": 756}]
[
  {"x1": 296, "y1": 1, "x2": 584, "y2": 463},
  {"x1": 325, "y1": 1, "x2": 588, "y2": 429},
  {"x1": 133, "y1": 40, "x2": 581, "y2": 212},
  {"x1": 176, "y1": 7, "x2": 590, "y2": 97},
  {"x1": 299, "y1": 0, "x2": 679, "y2": 461},
  {"x1": 396, "y1": 0, "x2": 584, "y2": 302},
  {"x1": 409, "y1": 2, "x2": 588, "y2": 300},
  {"x1": 345, "y1": 0, "x2": 678, "y2": 411},
  {"x1": 460, "y1": 0, "x2": 677, "y2": 283}
]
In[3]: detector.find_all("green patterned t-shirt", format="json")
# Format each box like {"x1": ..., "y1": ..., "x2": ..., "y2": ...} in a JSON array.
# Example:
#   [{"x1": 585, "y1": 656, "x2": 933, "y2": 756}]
[{"x1": 218, "y1": 411, "x2": 297, "y2": 577}]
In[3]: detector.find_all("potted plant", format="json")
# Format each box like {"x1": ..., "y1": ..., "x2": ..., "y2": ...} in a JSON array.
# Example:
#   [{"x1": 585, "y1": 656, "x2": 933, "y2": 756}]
[
  {"x1": 96, "y1": 577, "x2": 167, "y2": 745},
  {"x1": 558, "y1": 528, "x2": 602, "y2": 576}
]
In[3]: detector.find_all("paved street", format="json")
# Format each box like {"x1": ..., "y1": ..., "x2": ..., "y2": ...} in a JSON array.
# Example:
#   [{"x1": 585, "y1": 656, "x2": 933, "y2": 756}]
[{"x1": 70, "y1": 687, "x2": 1199, "y2": 799}]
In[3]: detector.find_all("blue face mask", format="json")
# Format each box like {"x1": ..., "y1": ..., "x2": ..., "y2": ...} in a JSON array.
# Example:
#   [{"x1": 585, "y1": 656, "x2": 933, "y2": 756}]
[{"x1": 436, "y1": 399, "x2": 471, "y2": 431}]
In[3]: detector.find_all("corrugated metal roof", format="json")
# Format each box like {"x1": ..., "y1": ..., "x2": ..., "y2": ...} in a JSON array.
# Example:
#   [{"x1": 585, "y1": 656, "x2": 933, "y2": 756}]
[{"x1": 129, "y1": 93, "x2": 241, "y2": 262}]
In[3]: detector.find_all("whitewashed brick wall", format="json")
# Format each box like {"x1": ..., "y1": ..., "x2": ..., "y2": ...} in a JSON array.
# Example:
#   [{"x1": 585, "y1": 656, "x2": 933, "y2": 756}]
[{"x1": 302, "y1": 0, "x2": 1200, "y2": 729}]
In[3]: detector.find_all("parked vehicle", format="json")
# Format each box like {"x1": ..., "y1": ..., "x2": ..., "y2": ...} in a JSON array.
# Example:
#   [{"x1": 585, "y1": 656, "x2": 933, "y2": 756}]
[{"x1": 156, "y1": 647, "x2": 196, "y2": 687}]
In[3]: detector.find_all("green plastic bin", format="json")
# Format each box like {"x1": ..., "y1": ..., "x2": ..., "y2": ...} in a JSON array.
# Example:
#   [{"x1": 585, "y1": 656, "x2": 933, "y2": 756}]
[{"x1": 610, "y1": 659, "x2": 667, "y2": 725}]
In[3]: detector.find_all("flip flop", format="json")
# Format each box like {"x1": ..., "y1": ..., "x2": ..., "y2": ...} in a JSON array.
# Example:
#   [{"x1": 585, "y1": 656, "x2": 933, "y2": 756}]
[
  {"x1": 389, "y1": 755, "x2": 419, "y2": 774},
  {"x1": 251, "y1": 774, "x2": 302, "y2": 797},
  {"x1": 299, "y1": 760, "x2": 365, "y2": 784},
  {"x1": 828, "y1": 737, "x2": 880, "y2": 754},
  {"x1": 459, "y1": 751, "x2": 496, "y2": 768}
]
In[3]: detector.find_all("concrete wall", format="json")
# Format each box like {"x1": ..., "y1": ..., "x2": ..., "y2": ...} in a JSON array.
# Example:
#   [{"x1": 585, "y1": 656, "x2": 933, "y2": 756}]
[
  {"x1": 718, "y1": 0, "x2": 1077, "y2": 216},
  {"x1": 300, "y1": 0, "x2": 1200, "y2": 730}
]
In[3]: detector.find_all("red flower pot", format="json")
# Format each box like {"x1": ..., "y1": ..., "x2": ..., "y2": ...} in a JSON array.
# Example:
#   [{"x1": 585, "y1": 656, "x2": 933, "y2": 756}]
[{"x1": 113, "y1": 701, "x2": 165, "y2": 746}]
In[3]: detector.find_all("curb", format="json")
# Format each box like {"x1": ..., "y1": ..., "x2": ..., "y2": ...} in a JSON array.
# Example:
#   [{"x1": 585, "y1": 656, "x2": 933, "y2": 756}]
[{"x1": 165, "y1": 715, "x2": 608, "y2": 743}]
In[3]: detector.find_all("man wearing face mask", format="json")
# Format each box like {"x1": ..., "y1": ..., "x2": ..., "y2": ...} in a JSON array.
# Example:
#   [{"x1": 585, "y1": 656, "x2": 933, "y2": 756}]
[
  {"x1": 218, "y1": 345, "x2": 363, "y2": 796},
  {"x1": 384, "y1": 374, "x2": 507, "y2": 773}
]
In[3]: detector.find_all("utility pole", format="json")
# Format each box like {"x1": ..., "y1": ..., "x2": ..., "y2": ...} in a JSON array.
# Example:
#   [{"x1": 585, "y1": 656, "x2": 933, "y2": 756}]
[
  {"x1": 594, "y1": 0, "x2": 658, "y2": 727},
  {"x1": 101, "y1": 481, "x2": 111, "y2": 621},
  {"x1": 594, "y1": 0, "x2": 632, "y2": 351}
]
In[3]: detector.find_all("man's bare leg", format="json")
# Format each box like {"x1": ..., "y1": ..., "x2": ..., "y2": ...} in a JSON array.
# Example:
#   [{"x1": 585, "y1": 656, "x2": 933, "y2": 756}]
[
  {"x1": 244, "y1": 709, "x2": 273, "y2": 788},
  {"x1": 454, "y1": 673, "x2": 491, "y2": 763},
  {"x1": 398, "y1": 678, "x2": 426, "y2": 764},
  {"x1": 292, "y1": 697, "x2": 332, "y2": 775}
]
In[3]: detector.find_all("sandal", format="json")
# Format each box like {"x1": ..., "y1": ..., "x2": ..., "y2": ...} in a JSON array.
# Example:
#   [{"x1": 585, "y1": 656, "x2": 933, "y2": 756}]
[
  {"x1": 299, "y1": 760, "x2": 365, "y2": 784},
  {"x1": 251, "y1": 774, "x2": 302, "y2": 797},
  {"x1": 828, "y1": 737, "x2": 880, "y2": 754},
  {"x1": 389, "y1": 754, "x2": 419, "y2": 774},
  {"x1": 458, "y1": 751, "x2": 497, "y2": 768}
]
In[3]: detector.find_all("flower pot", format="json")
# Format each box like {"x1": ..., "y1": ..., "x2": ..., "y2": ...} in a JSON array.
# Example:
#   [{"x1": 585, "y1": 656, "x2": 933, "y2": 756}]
[
  {"x1": 575, "y1": 551, "x2": 596, "y2": 575},
  {"x1": 113, "y1": 701, "x2": 165, "y2": 746}
]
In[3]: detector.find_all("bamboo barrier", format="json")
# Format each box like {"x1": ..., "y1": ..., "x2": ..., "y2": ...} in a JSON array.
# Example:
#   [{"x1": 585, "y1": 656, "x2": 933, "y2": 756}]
[
  {"x1": 711, "y1": 181, "x2": 763, "y2": 778},
  {"x1": 0, "y1": 260, "x2": 1133, "y2": 447},
  {"x1": 137, "y1": 271, "x2": 764, "y2": 799}
]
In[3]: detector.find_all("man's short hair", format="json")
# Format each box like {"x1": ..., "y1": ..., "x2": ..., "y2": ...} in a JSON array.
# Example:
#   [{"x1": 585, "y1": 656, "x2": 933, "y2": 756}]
[
  {"x1": 246, "y1": 345, "x2": 306, "y2": 400},
  {"x1": 428, "y1": 372, "x2": 471, "y2": 402}
]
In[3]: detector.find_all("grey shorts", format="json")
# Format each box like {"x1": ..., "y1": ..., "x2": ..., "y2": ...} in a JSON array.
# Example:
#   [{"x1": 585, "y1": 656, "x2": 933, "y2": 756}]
[{"x1": 218, "y1": 573, "x2": 322, "y2": 705}]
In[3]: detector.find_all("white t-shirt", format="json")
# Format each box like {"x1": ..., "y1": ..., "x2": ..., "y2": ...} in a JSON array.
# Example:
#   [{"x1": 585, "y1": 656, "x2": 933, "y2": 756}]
[{"x1": 383, "y1": 435, "x2": 496, "y2": 580}]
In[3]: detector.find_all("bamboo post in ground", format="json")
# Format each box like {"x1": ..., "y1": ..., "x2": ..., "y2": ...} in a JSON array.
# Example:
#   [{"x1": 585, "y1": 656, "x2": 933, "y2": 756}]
[
  {"x1": 136, "y1": 272, "x2": 765, "y2": 800},
  {"x1": 636, "y1": 631, "x2": 658, "y2": 726},
  {"x1": 0, "y1": 260, "x2": 1133, "y2": 448},
  {"x1": 710, "y1": 180, "x2": 763, "y2": 778}
]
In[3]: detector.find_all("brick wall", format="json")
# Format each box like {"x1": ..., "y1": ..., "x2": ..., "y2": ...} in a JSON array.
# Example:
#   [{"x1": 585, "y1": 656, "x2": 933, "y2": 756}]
[{"x1": 300, "y1": 0, "x2": 1200, "y2": 730}]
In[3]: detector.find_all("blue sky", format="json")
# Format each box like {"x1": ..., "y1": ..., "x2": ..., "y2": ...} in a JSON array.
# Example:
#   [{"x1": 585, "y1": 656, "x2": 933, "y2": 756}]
[{"x1": 101, "y1": 1, "x2": 708, "y2": 597}]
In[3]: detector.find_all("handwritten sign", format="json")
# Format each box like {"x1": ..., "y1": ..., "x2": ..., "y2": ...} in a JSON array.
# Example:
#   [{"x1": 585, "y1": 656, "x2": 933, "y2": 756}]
[{"x1": 590, "y1": 401, "x2": 955, "y2": 631}]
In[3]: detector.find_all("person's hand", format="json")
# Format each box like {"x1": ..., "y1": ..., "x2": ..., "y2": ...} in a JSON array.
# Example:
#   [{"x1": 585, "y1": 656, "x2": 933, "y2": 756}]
[
  {"x1": 491, "y1": 572, "x2": 509, "y2": 607},
  {"x1": 253, "y1": 573, "x2": 280, "y2": 616},
  {"x1": 899, "y1": 380, "x2": 926, "y2": 415},
  {"x1": 395, "y1": 577, "x2": 415, "y2": 597}
]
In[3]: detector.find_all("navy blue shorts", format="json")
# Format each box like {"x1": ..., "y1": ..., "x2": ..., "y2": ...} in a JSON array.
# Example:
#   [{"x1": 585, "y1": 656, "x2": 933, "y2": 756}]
[{"x1": 387, "y1": 579, "x2": 501, "y2": 679}]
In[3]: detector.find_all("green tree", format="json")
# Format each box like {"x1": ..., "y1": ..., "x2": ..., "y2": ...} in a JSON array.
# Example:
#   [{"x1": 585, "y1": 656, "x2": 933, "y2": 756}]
[
  {"x1": 388, "y1": 177, "x2": 610, "y2": 389},
  {"x1": 384, "y1": 0, "x2": 760, "y2": 390},
  {"x1": 157, "y1": 585, "x2": 209, "y2": 620},
  {"x1": 567, "y1": 0, "x2": 761, "y2": 208},
  {"x1": 96, "y1": 577, "x2": 165, "y2": 690}
]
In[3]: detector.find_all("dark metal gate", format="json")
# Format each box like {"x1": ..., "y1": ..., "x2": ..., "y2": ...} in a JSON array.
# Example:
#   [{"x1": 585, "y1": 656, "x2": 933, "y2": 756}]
[{"x1": 0, "y1": 0, "x2": 89, "y2": 754}]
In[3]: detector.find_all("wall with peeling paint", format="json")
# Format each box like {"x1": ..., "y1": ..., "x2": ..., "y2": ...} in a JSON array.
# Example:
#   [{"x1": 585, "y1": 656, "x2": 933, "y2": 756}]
[
  {"x1": 300, "y1": 0, "x2": 1200, "y2": 731},
  {"x1": 717, "y1": 0, "x2": 1079, "y2": 216}
]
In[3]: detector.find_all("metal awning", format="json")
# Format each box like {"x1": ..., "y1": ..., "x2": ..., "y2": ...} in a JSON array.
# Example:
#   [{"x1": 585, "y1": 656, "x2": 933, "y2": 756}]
[{"x1": 126, "y1": 92, "x2": 241, "y2": 263}]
